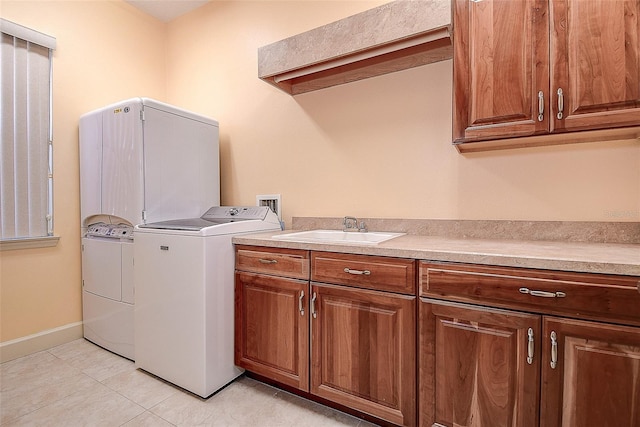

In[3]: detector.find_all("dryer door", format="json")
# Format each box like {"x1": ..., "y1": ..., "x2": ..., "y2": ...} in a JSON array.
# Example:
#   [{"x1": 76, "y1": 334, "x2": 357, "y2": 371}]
[{"x1": 82, "y1": 238, "x2": 122, "y2": 301}]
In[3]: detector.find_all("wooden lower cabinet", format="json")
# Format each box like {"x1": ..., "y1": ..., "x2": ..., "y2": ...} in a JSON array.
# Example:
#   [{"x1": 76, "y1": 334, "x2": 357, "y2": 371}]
[
  {"x1": 234, "y1": 271, "x2": 309, "y2": 390},
  {"x1": 419, "y1": 298, "x2": 540, "y2": 427},
  {"x1": 237, "y1": 252, "x2": 640, "y2": 426},
  {"x1": 235, "y1": 248, "x2": 417, "y2": 426},
  {"x1": 540, "y1": 317, "x2": 640, "y2": 427},
  {"x1": 420, "y1": 298, "x2": 640, "y2": 427},
  {"x1": 311, "y1": 283, "x2": 416, "y2": 426}
]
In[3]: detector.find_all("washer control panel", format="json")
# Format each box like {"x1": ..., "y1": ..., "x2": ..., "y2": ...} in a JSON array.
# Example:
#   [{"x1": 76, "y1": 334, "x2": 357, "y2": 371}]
[
  {"x1": 201, "y1": 206, "x2": 270, "y2": 221},
  {"x1": 86, "y1": 223, "x2": 134, "y2": 240}
]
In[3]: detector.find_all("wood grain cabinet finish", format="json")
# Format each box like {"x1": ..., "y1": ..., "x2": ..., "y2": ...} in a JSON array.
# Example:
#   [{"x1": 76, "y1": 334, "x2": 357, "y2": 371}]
[
  {"x1": 312, "y1": 251, "x2": 416, "y2": 295},
  {"x1": 419, "y1": 262, "x2": 640, "y2": 326},
  {"x1": 234, "y1": 271, "x2": 309, "y2": 390},
  {"x1": 550, "y1": 0, "x2": 640, "y2": 133},
  {"x1": 540, "y1": 317, "x2": 640, "y2": 427},
  {"x1": 235, "y1": 247, "x2": 417, "y2": 426},
  {"x1": 419, "y1": 261, "x2": 640, "y2": 427},
  {"x1": 453, "y1": 0, "x2": 640, "y2": 152},
  {"x1": 453, "y1": 0, "x2": 549, "y2": 143},
  {"x1": 420, "y1": 299, "x2": 640, "y2": 427},
  {"x1": 311, "y1": 283, "x2": 416, "y2": 426},
  {"x1": 419, "y1": 299, "x2": 541, "y2": 427},
  {"x1": 235, "y1": 245, "x2": 310, "y2": 279},
  {"x1": 234, "y1": 247, "x2": 311, "y2": 390},
  {"x1": 310, "y1": 253, "x2": 417, "y2": 425}
]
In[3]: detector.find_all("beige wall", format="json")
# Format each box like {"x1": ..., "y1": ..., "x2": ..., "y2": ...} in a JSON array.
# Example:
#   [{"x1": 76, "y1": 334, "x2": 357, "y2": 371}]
[
  {"x1": 1, "y1": 1, "x2": 167, "y2": 343},
  {"x1": 167, "y1": 1, "x2": 640, "y2": 224},
  {"x1": 1, "y1": 0, "x2": 639, "y2": 345}
]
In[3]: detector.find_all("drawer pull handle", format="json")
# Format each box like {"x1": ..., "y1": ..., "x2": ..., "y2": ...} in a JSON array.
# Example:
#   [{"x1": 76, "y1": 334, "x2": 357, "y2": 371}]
[
  {"x1": 299, "y1": 291, "x2": 305, "y2": 316},
  {"x1": 311, "y1": 292, "x2": 317, "y2": 319},
  {"x1": 527, "y1": 328, "x2": 534, "y2": 364},
  {"x1": 343, "y1": 268, "x2": 371, "y2": 276},
  {"x1": 550, "y1": 331, "x2": 558, "y2": 369},
  {"x1": 519, "y1": 287, "x2": 566, "y2": 298},
  {"x1": 258, "y1": 258, "x2": 277, "y2": 264}
]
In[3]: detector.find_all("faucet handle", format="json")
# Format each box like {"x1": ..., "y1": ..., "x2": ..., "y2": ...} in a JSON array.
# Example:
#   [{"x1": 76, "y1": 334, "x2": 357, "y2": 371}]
[{"x1": 343, "y1": 216, "x2": 358, "y2": 231}]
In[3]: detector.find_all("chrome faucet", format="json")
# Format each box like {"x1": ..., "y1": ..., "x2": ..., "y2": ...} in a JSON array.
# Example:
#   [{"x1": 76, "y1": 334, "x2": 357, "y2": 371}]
[{"x1": 343, "y1": 216, "x2": 367, "y2": 232}]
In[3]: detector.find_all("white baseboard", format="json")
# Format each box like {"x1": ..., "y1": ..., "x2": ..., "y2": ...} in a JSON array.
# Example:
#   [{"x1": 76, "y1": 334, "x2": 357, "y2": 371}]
[{"x1": 0, "y1": 322, "x2": 84, "y2": 363}]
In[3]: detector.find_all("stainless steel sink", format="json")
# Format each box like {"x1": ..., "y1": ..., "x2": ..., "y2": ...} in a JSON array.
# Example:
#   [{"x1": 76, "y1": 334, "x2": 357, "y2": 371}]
[{"x1": 272, "y1": 229, "x2": 405, "y2": 245}]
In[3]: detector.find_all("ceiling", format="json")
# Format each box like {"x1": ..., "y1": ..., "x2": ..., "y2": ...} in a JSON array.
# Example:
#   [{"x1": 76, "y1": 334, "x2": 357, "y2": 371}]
[{"x1": 124, "y1": 0, "x2": 211, "y2": 22}]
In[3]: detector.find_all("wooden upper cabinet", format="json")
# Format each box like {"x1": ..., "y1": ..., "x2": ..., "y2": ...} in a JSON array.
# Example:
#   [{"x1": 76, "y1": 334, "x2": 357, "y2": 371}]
[
  {"x1": 550, "y1": 0, "x2": 640, "y2": 132},
  {"x1": 453, "y1": 0, "x2": 549, "y2": 142},
  {"x1": 453, "y1": 0, "x2": 640, "y2": 152}
]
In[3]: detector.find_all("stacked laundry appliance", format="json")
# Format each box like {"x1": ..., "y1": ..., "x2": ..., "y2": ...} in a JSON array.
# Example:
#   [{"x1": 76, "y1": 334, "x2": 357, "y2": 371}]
[{"x1": 79, "y1": 97, "x2": 219, "y2": 360}]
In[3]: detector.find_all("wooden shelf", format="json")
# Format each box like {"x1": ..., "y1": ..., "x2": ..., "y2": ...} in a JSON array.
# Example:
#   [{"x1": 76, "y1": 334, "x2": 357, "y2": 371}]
[{"x1": 258, "y1": 0, "x2": 452, "y2": 95}]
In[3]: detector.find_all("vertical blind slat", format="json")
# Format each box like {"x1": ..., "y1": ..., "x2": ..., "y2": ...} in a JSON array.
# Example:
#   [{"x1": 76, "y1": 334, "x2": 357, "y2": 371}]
[
  {"x1": 0, "y1": 30, "x2": 51, "y2": 239},
  {"x1": 28, "y1": 42, "x2": 50, "y2": 237},
  {"x1": 1, "y1": 34, "x2": 17, "y2": 237}
]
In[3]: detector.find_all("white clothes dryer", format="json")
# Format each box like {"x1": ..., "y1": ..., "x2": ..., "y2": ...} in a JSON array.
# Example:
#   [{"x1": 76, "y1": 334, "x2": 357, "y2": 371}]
[
  {"x1": 82, "y1": 223, "x2": 135, "y2": 359},
  {"x1": 133, "y1": 206, "x2": 281, "y2": 397}
]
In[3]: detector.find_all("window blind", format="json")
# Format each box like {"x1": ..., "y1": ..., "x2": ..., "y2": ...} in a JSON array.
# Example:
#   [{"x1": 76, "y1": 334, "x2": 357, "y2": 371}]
[{"x1": 1, "y1": 19, "x2": 55, "y2": 240}]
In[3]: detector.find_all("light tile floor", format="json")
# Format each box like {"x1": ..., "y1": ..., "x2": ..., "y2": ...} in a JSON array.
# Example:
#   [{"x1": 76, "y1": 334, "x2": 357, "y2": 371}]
[{"x1": 0, "y1": 339, "x2": 378, "y2": 426}]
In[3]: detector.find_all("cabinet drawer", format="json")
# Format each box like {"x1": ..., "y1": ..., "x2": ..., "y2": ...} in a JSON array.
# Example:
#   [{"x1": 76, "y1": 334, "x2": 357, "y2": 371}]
[
  {"x1": 420, "y1": 262, "x2": 640, "y2": 325},
  {"x1": 312, "y1": 252, "x2": 415, "y2": 294},
  {"x1": 235, "y1": 245, "x2": 309, "y2": 279}
]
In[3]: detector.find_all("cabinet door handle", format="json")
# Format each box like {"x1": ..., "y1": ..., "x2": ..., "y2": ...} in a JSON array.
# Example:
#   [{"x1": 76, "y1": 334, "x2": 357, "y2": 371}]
[
  {"x1": 343, "y1": 267, "x2": 371, "y2": 276},
  {"x1": 550, "y1": 331, "x2": 558, "y2": 369},
  {"x1": 538, "y1": 91, "x2": 544, "y2": 121},
  {"x1": 258, "y1": 258, "x2": 277, "y2": 264},
  {"x1": 527, "y1": 327, "x2": 534, "y2": 364},
  {"x1": 311, "y1": 292, "x2": 317, "y2": 319},
  {"x1": 298, "y1": 291, "x2": 305, "y2": 316},
  {"x1": 556, "y1": 88, "x2": 564, "y2": 120},
  {"x1": 519, "y1": 287, "x2": 566, "y2": 298}
]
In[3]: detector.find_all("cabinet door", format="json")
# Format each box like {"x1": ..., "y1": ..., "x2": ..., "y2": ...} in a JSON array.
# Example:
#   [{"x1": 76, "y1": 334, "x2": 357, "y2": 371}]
[
  {"x1": 453, "y1": 0, "x2": 549, "y2": 143},
  {"x1": 234, "y1": 271, "x2": 309, "y2": 390},
  {"x1": 419, "y1": 298, "x2": 540, "y2": 427},
  {"x1": 550, "y1": 0, "x2": 640, "y2": 133},
  {"x1": 310, "y1": 283, "x2": 416, "y2": 426},
  {"x1": 540, "y1": 317, "x2": 640, "y2": 427}
]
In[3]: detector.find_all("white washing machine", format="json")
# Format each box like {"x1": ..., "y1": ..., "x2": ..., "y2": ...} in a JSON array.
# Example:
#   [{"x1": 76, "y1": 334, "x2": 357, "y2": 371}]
[{"x1": 133, "y1": 206, "x2": 281, "y2": 398}]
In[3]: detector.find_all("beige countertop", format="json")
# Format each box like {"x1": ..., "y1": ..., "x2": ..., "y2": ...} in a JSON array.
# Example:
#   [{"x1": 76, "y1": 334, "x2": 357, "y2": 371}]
[{"x1": 233, "y1": 231, "x2": 640, "y2": 276}]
